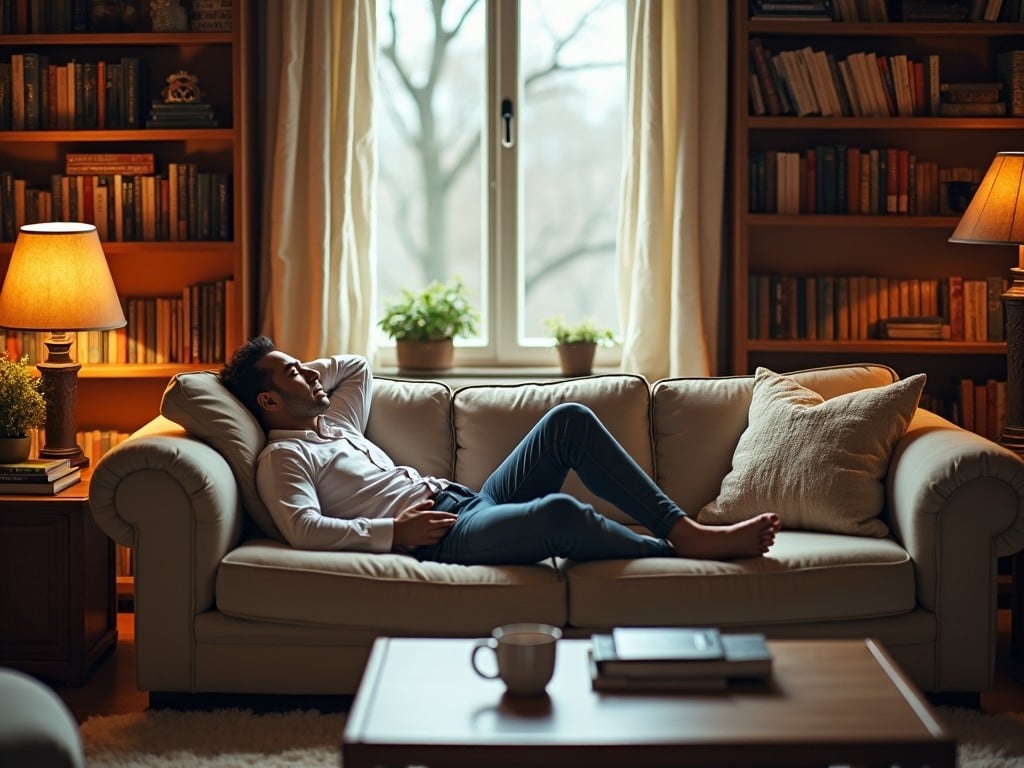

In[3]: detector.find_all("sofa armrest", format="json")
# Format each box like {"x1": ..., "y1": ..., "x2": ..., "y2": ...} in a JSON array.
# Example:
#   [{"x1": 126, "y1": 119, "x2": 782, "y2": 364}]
[
  {"x1": 89, "y1": 415, "x2": 244, "y2": 691},
  {"x1": 887, "y1": 407, "x2": 1024, "y2": 691}
]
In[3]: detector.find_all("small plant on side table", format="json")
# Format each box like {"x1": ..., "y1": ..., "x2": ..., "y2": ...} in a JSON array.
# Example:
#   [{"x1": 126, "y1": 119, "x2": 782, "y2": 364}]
[{"x1": 0, "y1": 353, "x2": 46, "y2": 462}]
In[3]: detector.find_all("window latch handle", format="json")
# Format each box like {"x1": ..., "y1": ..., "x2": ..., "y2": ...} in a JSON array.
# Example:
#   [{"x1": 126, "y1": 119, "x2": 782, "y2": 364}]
[{"x1": 501, "y1": 98, "x2": 514, "y2": 148}]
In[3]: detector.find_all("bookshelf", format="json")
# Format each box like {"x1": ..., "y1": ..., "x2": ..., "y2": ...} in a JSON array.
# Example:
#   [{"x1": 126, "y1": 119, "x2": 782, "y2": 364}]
[
  {"x1": 0, "y1": 2, "x2": 253, "y2": 434},
  {"x1": 730, "y1": 3, "x2": 1024, "y2": 423}
]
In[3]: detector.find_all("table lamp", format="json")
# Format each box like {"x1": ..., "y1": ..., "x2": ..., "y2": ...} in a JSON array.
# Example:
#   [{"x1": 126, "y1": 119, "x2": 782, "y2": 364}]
[
  {"x1": 949, "y1": 151, "x2": 1024, "y2": 455},
  {"x1": 0, "y1": 222, "x2": 126, "y2": 468}
]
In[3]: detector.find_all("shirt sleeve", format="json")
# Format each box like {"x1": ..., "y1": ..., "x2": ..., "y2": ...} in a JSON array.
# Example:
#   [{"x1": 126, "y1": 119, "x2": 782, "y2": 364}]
[
  {"x1": 256, "y1": 443, "x2": 395, "y2": 553},
  {"x1": 310, "y1": 354, "x2": 372, "y2": 432}
]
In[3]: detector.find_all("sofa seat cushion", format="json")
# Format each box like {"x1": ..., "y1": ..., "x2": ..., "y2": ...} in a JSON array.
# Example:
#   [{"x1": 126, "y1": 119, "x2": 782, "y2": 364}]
[
  {"x1": 216, "y1": 540, "x2": 567, "y2": 634},
  {"x1": 564, "y1": 530, "x2": 914, "y2": 628}
]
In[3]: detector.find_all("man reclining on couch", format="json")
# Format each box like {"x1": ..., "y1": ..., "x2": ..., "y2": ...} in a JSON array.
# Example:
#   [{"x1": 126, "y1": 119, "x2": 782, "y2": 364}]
[{"x1": 218, "y1": 336, "x2": 780, "y2": 565}]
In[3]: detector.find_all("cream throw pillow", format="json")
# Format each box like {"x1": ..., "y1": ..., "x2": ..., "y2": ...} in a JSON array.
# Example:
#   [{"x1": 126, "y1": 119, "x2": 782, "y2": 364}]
[{"x1": 696, "y1": 367, "x2": 926, "y2": 537}]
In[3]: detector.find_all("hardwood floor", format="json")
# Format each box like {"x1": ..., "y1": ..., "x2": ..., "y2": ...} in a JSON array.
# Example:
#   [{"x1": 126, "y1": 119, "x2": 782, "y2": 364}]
[{"x1": 48, "y1": 609, "x2": 1024, "y2": 724}]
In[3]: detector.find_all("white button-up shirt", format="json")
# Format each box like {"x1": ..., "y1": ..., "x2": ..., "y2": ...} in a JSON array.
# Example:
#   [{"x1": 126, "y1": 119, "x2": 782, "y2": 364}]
[{"x1": 255, "y1": 355, "x2": 444, "y2": 552}]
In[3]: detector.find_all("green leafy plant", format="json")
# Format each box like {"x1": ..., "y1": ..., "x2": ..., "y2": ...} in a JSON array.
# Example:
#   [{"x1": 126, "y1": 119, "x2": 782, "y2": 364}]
[
  {"x1": 0, "y1": 353, "x2": 46, "y2": 438},
  {"x1": 543, "y1": 315, "x2": 616, "y2": 346},
  {"x1": 378, "y1": 278, "x2": 480, "y2": 342}
]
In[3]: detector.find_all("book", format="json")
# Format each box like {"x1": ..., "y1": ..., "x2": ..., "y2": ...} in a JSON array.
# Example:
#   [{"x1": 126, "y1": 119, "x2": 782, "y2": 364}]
[
  {"x1": 587, "y1": 650, "x2": 728, "y2": 692},
  {"x1": 0, "y1": 468, "x2": 81, "y2": 495},
  {"x1": 0, "y1": 457, "x2": 72, "y2": 479},
  {"x1": 878, "y1": 317, "x2": 951, "y2": 340},
  {"x1": 940, "y1": 82, "x2": 1003, "y2": 103},
  {"x1": 997, "y1": 51, "x2": 1024, "y2": 117},
  {"x1": 938, "y1": 102, "x2": 1006, "y2": 116},
  {"x1": 591, "y1": 629, "x2": 773, "y2": 679},
  {"x1": 66, "y1": 152, "x2": 154, "y2": 175}
]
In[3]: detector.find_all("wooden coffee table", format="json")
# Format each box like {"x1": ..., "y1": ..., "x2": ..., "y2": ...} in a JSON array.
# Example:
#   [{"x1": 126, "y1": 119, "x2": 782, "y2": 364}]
[{"x1": 342, "y1": 637, "x2": 953, "y2": 768}]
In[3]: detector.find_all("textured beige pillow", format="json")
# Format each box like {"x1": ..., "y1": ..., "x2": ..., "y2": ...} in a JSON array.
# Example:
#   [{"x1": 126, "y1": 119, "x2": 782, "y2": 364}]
[{"x1": 696, "y1": 367, "x2": 926, "y2": 537}]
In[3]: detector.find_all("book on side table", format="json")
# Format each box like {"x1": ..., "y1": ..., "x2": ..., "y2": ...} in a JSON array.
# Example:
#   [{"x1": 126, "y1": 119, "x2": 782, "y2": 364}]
[
  {"x1": 0, "y1": 458, "x2": 81, "y2": 495},
  {"x1": 589, "y1": 627, "x2": 773, "y2": 692}
]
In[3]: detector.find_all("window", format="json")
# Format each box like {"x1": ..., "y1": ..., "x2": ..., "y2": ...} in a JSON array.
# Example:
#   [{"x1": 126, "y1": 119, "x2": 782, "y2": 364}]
[{"x1": 375, "y1": 0, "x2": 626, "y2": 365}]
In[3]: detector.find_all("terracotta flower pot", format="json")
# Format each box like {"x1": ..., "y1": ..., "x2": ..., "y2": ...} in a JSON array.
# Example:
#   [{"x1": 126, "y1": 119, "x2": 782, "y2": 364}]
[
  {"x1": 396, "y1": 339, "x2": 455, "y2": 375},
  {"x1": 556, "y1": 342, "x2": 597, "y2": 377}
]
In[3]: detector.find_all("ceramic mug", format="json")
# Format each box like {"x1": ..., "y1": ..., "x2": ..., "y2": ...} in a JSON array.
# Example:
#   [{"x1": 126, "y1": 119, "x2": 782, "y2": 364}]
[{"x1": 470, "y1": 623, "x2": 561, "y2": 696}]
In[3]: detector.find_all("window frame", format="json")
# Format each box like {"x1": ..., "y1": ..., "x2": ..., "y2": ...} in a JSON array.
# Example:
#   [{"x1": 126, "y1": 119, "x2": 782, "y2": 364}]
[{"x1": 374, "y1": 0, "x2": 624, "y2": 371}]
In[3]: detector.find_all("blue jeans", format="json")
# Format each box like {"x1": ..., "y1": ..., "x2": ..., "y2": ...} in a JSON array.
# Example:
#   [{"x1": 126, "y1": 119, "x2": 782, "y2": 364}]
[{"x1": 417, "y1": 403, "x2": 685, "y2": 565}]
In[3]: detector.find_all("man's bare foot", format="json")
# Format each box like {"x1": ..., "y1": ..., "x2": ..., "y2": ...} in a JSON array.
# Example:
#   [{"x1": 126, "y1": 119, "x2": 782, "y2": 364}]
[{"x1": 668, "y1": 514, "x2": 781, "y2": 560}]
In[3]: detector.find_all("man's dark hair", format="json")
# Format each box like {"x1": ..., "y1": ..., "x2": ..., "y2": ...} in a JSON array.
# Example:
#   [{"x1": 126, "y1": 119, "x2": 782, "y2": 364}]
[{"x1": 219, "y1": 335, "x2": 277, "y2": 427}]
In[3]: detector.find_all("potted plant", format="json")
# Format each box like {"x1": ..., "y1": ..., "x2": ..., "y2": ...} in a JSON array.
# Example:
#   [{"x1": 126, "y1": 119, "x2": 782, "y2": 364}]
[
  {"x1": 0, "y1": 353, "x2": 46, "y2": 462},
  {"x1": 543, "y1": 315, "x2": 617, "y2": 377},
  {"x1": 378, "y1": 278, "x2": 480, "y2": 374}
]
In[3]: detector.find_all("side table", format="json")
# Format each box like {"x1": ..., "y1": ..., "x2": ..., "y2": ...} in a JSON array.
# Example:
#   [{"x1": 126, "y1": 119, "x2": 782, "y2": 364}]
[{"x1": 0, "y1": 470, "x2": 117, "y2": 686}]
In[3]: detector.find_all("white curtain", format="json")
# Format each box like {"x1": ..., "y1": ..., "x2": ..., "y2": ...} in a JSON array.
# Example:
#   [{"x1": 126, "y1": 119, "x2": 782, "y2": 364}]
[
  {"x1": 617, "y1": 0, "x2": 728, "y2": 380},
  {"x1": 258, "y1": 0, "x2": 377, "y2": 361}
]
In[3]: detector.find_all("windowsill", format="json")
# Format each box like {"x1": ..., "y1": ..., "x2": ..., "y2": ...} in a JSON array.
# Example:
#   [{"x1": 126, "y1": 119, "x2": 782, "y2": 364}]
[{"x1": 376, "y1": 365, "x2": 622, "y2": 387}]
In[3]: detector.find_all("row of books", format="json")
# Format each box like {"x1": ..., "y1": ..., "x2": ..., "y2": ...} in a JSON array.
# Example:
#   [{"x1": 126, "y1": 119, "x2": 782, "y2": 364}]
[
  {"x1": 1, "y1": 0, "x2": 112, "y2": 34},
  {"x1": 0, "y1": 55, "x2": 147, "y2": 131},
  {"x1": 750, "y1": 39, "x2": 1024, "y2": 119},
  {"x1": 956, "y1": 378, "x2": 1006, "y2": 443},
  {"x1": 190, "y1": 0, "x2": 233, "y2": 33},
  {"x1": 748, "y1": 273, "x2": 1006, "y2": 342},
  {"x1": 589, "y1": 627, "x2": 773, "y2": 692},
  {"x1": 1, "y1": 277, "x2": 239, "y2": 365},
  {"x1": 750, "y1": 146, "x2": 982, "y2": 215},
  {"x1": 0, "y1": 165, "x2": 233, "y2": 242}
]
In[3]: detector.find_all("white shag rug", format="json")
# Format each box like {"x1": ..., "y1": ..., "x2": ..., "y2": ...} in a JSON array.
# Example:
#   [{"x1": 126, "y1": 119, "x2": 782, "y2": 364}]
[{"x1": 79, "y1": 705, "x2": 1024, "y2": 768}]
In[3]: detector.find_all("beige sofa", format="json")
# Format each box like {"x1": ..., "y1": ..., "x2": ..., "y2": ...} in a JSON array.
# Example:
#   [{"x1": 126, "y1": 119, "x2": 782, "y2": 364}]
[{"x1": 88, "y1": 363, "x2": 1024, "y2": 699}]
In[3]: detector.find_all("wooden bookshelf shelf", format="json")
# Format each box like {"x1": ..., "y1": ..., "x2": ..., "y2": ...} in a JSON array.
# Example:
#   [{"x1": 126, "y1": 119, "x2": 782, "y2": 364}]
[
  {"x1": 0, "y1": 128, "x2": 234, "y2": 141},
  {"x1": 746, "y1": 214, "x2": 961, "y2": 228},
  {"x1": 747, "y1": 21, "x2": 1024, "y2": 37},
  {"x1": 749, "y1": 116, "x2": 1024, "y2": 129},
  {"x1": 745, "y1": 340, "x2": 1007, "y2": 354}
]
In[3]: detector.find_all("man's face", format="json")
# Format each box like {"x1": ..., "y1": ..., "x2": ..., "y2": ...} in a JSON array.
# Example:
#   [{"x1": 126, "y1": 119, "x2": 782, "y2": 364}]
[{"x1": 257, "y1": 351, "x2": 331, "y2": 420}]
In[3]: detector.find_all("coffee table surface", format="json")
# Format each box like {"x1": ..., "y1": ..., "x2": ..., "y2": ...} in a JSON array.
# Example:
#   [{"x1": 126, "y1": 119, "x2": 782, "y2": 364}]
[{"x1": 342, "y1": 637, "x2": 953, "y2": 768}]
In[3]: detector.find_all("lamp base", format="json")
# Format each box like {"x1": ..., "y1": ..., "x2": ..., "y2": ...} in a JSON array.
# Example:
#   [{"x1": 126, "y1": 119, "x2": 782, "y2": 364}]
[
  {"x1": 1001, "y1": 268, "x2": 1024, "y2": 459},
  {"x1": 36, "y1": 332, "x2": 88, "y2": 469}
]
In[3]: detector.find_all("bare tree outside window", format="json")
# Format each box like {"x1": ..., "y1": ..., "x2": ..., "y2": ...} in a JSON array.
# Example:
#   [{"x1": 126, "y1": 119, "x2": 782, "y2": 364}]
[{"x1": 376, "y1": 0, "x2": 625, "y2": 354}]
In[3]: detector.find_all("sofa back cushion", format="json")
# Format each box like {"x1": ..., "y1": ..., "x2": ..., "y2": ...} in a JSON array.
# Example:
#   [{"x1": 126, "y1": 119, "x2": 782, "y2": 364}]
[
  {"x1": 651, "y1": 364, "x2": 900, "y2": 515},
  {"x1": 160, "y1": 370, "x2": 277, "y2": 538},
  {"x1": 161, "y1": 372, "x2": 456, "y2": 543},
  {"x1": 451, "y1": 375, "x2": 652, "y2": 525},
  {"x1": 365, "y1": 378, "x2": 455, "y2": 480}
]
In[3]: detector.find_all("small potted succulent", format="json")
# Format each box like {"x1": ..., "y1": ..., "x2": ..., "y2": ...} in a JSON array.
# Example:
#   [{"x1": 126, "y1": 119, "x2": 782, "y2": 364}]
[
  {"x1": 543, "y1": 315, "x2": 617, "y2": 377},
  {"x1": 0, "y1": 353, "x2": 46, "y2": 462},
  {"x1": 378, "y1": 278, "x2": 480, "y2": 374}
]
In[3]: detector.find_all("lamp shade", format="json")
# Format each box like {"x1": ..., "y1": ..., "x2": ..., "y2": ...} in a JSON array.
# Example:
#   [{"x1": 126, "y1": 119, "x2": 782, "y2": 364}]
[
  {"x1": 949, "y1": 151, "x2": 1024, "y2": 246},
  {"x1": 0, "y1": 222, "x2": 126, "y2": 332}
]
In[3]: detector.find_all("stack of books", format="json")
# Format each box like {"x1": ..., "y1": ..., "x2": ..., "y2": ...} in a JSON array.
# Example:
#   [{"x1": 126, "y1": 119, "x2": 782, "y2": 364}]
[
  {"x1": 878, "y1": 316, "x2": 952, "y2": 340},
  {"x1": 0, "y1": 458, "x2": 81, "y2": 495},
  {"x1": 749, "y1": 0, "x2": 836, "y2": 20},
  {"x1": 145, "y1": 102, "x2": 219, "y2": 128},
  {"x1": 588, "y1": 627, "x2": 773, "y2": 692},
  {"x1": 939, "y1": 82, "x2": 1006, "y2": 117}
]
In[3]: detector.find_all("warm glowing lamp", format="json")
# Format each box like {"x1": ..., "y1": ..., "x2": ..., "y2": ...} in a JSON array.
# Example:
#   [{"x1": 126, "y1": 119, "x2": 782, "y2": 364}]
[
  {"x1": 0, "y1": 222, "x2": 126, "y2": 468},
  {"x1": 949, "y1": 152, "x2": 1024, "y2": 453}
]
